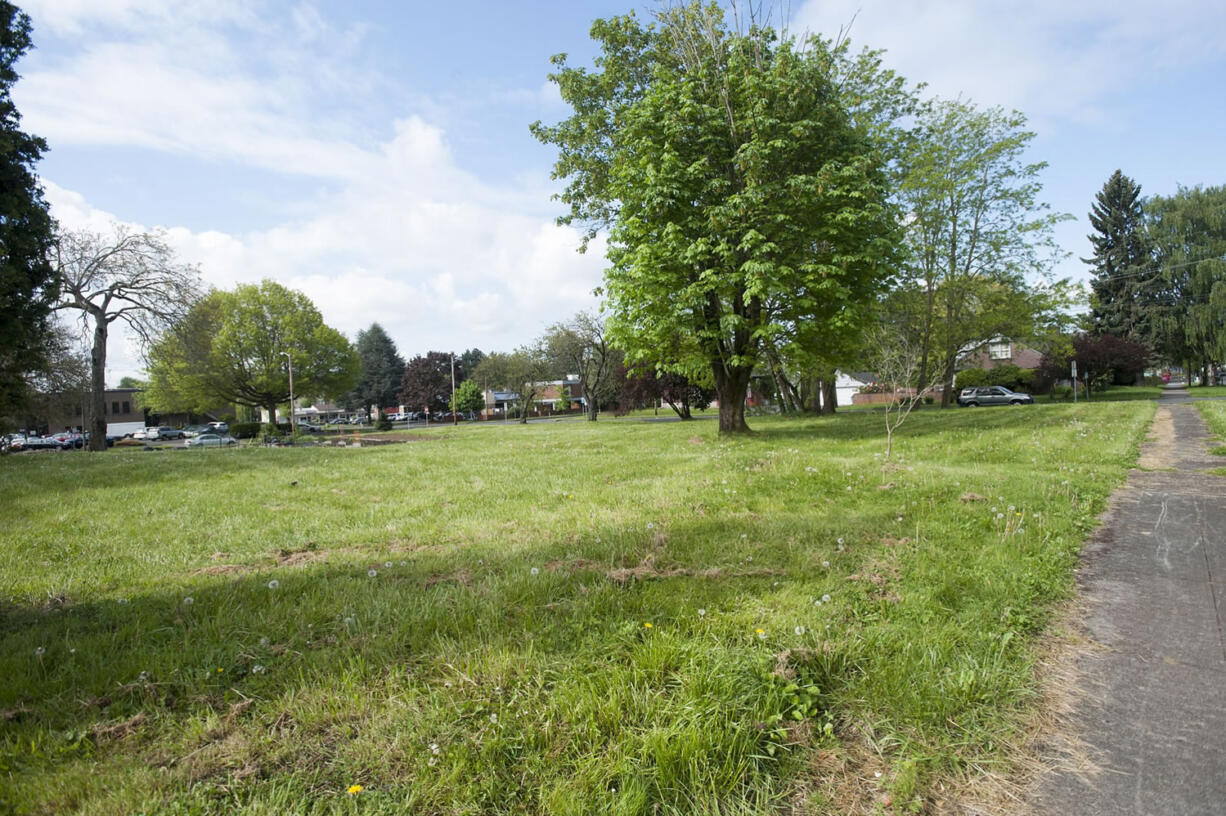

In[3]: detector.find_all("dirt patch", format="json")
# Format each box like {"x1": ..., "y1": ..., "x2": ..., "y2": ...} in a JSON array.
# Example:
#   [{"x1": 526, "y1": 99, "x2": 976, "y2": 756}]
[
  {"x1": 92, "y1": 712, "x2": 147, "y2": 743},
  {"x1": 960, "y1": 492, "x2": 988, "y2": 503},
  {"x1": 192, "y1": 564, "x2": 255, "y2": 576},
  {"x1": 1, "y1": 706, "x2": 30, "y2": 722},
  {"x1": 790, "y1": 730, "x2": 895, "y2": 815},
  {"x1": 276, "y1": 548, "x2": 327, "y2": 567},
  {"x1": 687, "y1": 435, "x2": 705, "y2": 445},
  {"x1": 424, "y1": 569, "x2": 472, "y2": 588},
  {"x1": 1137, "y1": 407, "x2": 1176, "y2": 469}
]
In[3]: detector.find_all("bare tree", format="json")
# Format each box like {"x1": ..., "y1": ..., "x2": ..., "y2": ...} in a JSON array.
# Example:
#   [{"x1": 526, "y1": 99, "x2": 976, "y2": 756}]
[
  {"x1": 867, "y1": 326, "x2": 937, "y2": 464},
  {"x1": 54, "y1": 227, "x2": 201, "y2": 450},
  {"x1": 543, "y1": 311, "x2": 620, "y2": 421}
]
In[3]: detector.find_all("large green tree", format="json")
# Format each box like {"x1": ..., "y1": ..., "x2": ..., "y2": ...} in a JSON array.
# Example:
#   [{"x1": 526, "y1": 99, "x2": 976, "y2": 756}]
[
  {"x1": 894, "y1": 99, "x2": 1069, "y2": 406},
  {"x1": 1146, "y1": 185, "x2": 1226, "y2": 383},
  {"x1": 344, "y1": 323, "x2": 404, "y2": 420},
  {"x1": 398, "y1": 351, "x2": 458, "y2": 416},
  {"x1": 532, "y1": 4, "x2": 901, "y2": 432},
  {"x1": 144, "y1": 280, "x2": 358, "y2": 422},
  {"x1": 1085, "y1": 170, "x2": 1152, "y2": 342},
  {"x1": 0, "y1": 2, "x2": 58, "y2": 424}
]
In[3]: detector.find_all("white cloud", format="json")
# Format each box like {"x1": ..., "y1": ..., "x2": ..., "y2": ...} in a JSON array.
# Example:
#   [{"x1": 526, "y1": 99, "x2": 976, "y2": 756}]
[{"x1": 41, "y1": 112, "x2": 605, "y2": 385}]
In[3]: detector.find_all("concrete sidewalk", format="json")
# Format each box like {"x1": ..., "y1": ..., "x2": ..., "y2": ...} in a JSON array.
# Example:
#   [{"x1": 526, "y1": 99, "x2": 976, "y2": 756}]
[{"x1": 1027, "y1": 393, "x2": 1226, "y2": 814}]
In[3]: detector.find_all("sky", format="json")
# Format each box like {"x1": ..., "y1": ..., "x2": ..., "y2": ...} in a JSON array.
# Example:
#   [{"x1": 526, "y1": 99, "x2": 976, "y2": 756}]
[{"x1": 13, "y1": 0, "x2": 1226, "y2": 386}]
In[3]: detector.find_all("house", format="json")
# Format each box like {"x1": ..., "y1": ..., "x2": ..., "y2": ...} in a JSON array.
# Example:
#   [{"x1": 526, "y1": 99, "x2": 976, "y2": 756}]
[{"x1": 962, "y1": 338, "x2": 1042, "y2": 371}]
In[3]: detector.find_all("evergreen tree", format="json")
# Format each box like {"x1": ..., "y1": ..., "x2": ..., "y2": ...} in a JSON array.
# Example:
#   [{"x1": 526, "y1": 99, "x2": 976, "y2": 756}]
[
  {"x1": 0, "y1": 2, "x2": 58, "y2": 421},
  {"x1": 1085, "y1": 170, "x2": 1151, "y2": 342},
  {"x1": 345, "y1": 323, "x2": 405, "y2": 418}
]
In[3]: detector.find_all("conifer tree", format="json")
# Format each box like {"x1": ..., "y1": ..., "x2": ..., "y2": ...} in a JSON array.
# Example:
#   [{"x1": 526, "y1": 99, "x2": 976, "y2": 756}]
[
  {"x1": 1085, "y1": 170, "x2": 1151, "y2": 342},
  {"x1": 0, "y1": 2, "x2": 58, "y2": 419}
]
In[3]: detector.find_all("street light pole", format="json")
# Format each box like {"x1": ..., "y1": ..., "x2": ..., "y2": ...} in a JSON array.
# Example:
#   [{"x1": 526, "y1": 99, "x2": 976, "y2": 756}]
[
  {"x1": 280, "y1": 351, "x2": 295, "y2": 435},
  {"x1": 451, "y1": 353, "x2": 458, "y2": 426}
]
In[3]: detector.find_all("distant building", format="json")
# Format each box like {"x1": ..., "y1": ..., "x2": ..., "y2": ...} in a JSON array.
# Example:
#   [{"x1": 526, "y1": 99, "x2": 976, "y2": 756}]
[{"x1": 962, "y1": 338, "x2": 1042, "y2": 371}]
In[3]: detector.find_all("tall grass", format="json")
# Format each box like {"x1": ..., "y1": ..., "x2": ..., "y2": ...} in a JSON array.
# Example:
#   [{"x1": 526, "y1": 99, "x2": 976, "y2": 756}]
[{"x1": 0, "y1": 402, "x2": 1152, "y2": 814}]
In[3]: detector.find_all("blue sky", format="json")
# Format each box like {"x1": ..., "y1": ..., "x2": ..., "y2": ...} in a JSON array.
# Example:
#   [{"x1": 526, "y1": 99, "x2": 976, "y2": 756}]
[{"x1": 14, "y1": 0, "x2": 1226, "y2": 384}]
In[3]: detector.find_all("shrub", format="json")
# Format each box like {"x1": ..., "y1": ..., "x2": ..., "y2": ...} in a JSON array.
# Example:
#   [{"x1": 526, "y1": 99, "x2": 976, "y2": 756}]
[
  {"x1": 1047, "y1": 385, "x2": 1073, "y2": 401},
  {"x1": 229, "y1": 422, "x2": 261, "y2": 439},
  {"x1": 956, "y1": 368, "x2": 988, "y2": 388}
]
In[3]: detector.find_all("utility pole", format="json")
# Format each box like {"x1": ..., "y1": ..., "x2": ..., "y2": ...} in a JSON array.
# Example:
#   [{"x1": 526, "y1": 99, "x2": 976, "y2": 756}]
[
  {"x1": 280, "y1": 351, "x2": 295, "y2": 435},
  {"x1": 451, "y1": 353, "x2": 458, "y2": 426}
]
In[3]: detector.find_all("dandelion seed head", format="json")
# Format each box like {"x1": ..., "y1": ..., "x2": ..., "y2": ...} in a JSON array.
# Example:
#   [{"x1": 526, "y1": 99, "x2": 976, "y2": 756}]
[
  {"x1": 344, "y1": 616, "x2": 355, "y2": 626},
  {"x1": 697, "y1": 608, "x2": 706, "y2": 617},
  {"x1": 259, "y1": 637, "x2": 270, "y2": 647},
  {"x1": 267, "y1": 579, "x2": 279, "y2": 589},
  {"x1": 428, "y1": 756, "x2": 438, "y2": 766},
  {"x1": 530, "y1": 567, "x2": 540, "y2": 576},
  {"x1": 33, "y1": 646, "x2": 45, "y2": 656},
  {"x1": 489, "y1": 713, "x2": 498, "y2": 723},
  {"x1": 794, "y1": 625, "x2": 806, "y2": 636},
  {"x1": 367, "y1": 569, "x2": 378, "y2": 578},
  {"x1": 384, "y1": 561, "x2": 393, "y2": 568},
  {"x1": 430, "y1": 742, "x2": 440, "y2": 754},
  {"x1": 182, "y1": 596, "x2": 193, "y2": 606},
  {"x1": 822, "y1": 560, "x2": 830, "y2": 568},
  {"x1": 822, "y1": 594, "x2": 832, "y2": 604},
  {"x1": 646, "y1": 522, "x2": 655, "y2": 530},
  {"x1": 252, "y1": 664, "x2": 266, "y2": 674},
  {"x1": 139, "y1": 671, "x2": 150, "y2": 682},
  {"x1": 400, "y1": 560, "x2": 407, "y2": 566},
  {"x1": 837, "y1": 537, "x2": 845, "y2": 545}
]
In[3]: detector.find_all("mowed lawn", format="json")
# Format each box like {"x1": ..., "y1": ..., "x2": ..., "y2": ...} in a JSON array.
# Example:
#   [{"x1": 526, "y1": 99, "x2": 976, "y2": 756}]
[{"x1": 1, "y1": 403, "x2": 1153, "y2": 815}]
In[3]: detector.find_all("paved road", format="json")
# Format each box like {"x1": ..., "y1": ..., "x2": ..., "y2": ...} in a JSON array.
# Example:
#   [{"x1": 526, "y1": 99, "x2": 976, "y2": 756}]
[{"x1": 1027, "y1": 391, "x2": 1226, "y2": 814}]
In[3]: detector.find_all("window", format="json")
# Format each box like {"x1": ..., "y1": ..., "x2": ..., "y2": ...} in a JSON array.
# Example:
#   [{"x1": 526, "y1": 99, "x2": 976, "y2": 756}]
[
  {"x1": 74, "y1": 405, "x2": 82, "y2": 416},
  {"x1": 988, "y1": 340, "x2": 1011, "y2": 360},
  {"x1": 112, "y1": 401, "x2": 120, "y2": 414},
  {"x1": 122, "y1": 401, "x2": 130, "y2": 414}
]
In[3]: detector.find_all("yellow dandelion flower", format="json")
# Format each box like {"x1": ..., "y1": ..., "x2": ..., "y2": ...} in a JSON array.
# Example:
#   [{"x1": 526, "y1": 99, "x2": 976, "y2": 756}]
[
  {"x1": 347, "y1": 784, "x2": 363, "y2": 795},
  {"x1": 643, "y1": 622, "x2": 653, "y2": 629}
]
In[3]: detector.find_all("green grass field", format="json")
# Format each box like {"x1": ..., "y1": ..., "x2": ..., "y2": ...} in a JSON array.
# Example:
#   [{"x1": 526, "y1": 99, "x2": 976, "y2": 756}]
[{"x1": 1, "y1": 403, "x2": 1154, "y2": 815}]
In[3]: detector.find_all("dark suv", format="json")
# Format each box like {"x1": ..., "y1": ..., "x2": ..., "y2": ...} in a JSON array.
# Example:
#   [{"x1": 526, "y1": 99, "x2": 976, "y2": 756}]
[{"x1": 957, "y1": 386, "x2": 1034, "y2": 407}]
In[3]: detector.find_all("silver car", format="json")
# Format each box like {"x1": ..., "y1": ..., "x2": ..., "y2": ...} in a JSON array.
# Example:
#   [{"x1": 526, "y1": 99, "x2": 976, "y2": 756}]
[
  {"x1": 957, "y1": 386, "x2": 1034, "y2": 407},
  {"x1": 186, "y1": 433, "x2": 238, "y2": 447}
]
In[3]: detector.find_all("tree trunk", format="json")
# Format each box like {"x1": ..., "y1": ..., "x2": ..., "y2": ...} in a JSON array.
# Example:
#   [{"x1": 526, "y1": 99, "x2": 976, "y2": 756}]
[
  {"x1": 939, "y1": 355, "x2": 957, "y2": 408},
  {"x1": 712, "y1": 364, "x2": 752, "y2": 433},
  {"x1": 587, "y1": 399, "x2": 598, "y2": 421},
  {"x1": 821, "y1": 379, "x2": 837, "y2": 414},
  {"x1": 88, "y1": 318, "x2": 109, "y2": 452}
]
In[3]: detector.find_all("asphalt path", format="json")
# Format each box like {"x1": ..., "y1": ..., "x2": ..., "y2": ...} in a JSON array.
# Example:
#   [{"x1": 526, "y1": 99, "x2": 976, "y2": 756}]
[{"x1": 1026, "y1": 386, "x2": 1226, "y2": 814}]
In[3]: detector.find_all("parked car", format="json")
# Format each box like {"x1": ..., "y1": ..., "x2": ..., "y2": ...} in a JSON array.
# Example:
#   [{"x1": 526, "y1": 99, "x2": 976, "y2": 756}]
[
  {"x1": 957, "y1": 386, "x2": 1034, "y2": 407},
  {"x1": 297, "y1": 422, "x2": 323, "y2": 433},
  {"x1": 183, "y1": 425, "x2": 211, "y2": 437},
  {"x1": 208, "y1": 421, "x2": 229, "y2": 433},
  {"x1": 153, "y1": 426, "x2": 186, "y2": 440},
  {"x1": 48, "y1": 432, "x2": 85, "y2": 449},
  {"x1": 186, "y1": 433, "x2": 238, "y2": 448}
]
